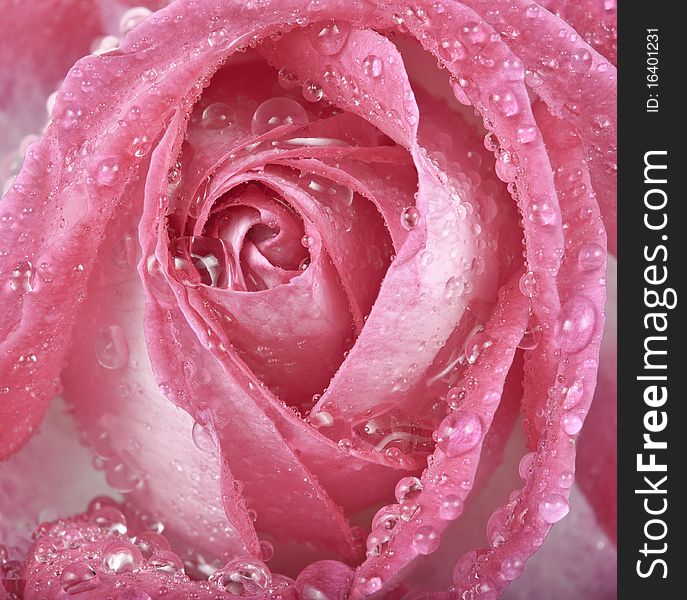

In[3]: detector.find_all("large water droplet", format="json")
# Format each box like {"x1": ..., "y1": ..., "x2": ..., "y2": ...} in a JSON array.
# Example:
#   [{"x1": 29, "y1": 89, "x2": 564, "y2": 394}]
[
  {"x1": 208, "y1": 28, "x2": 230, "y2": 48},
  {"x1": 209, "y1": 557, "x2": 272, "y2": 595},
  {"x1": 538, "y1": 494, "x2": 570, "y2": 523},
  {"x1": 95, "y1": 325, "x2": 129, "y2": 369},
  {"x1": 395, "y1": 476, "x2": 423, "y2": 505},
  {"x1": 563, "y1": 380, "x2": 584, "y2": 409},
  {"x1": 192, "y1": 421, "x2": 217, "y2": 453},
  {"x1": 518, "y1": 271, "x2": 538, "y2": 298},
  {"x1": 309, "y1": 21, "x2": 351, "y2": 55},
  {"x1": 60, "y1": 562, "x2": 100, "y2": 594},
  {"x1": 401, "y1": 206, "x2": 420, "y2": 230},
  {"x1": 362, "y1": 55, "x2": 383, "y2": 78},
  {"x1": 561, "y1": 412, "x2": 583, "y2": 435},
  {"x1": 251, "y1": 97, "x2": 308, "y2": 136},
  {"x1": 119, "y1": 7, "x2": 152, "y2": 35},
  {"x1": 557, "y1": 295, "x2": 597, "y2": 353},
  {"x1": 202, "y1": 103, "x2": 235, "y2": 129},
  {"x1": 439, "y1": 494, "x2": 463, "y2": 520},
  {"x1": 372, "y1": 504, "x2": 402, "y2": 531},
  {"x1": 102, "y1": 541, "x2": 143, "y2": 574},
  {"x1": 501, "y1": 554, "x2": 525, "y2": 580},
  {"x1": 436, "y1": 411, "x2": 482, "y2": 457},
  {"x1": 95, "y1": 157, "x2": 121, "y2": 186},
  {"x1": 413, "y1": 525, "x2": 440, "y2": 555},
  {"x1": 491, "y1": 91, "x2": 519, "y2": 117},
  {"x1": 577, "y1": 243, "x2": 606, "y2": 271},
  {"x1": 8, "y1": 260, "x2": 34, "y2": 292},
  {"x1": 302, "y1": 81, "x2": 324, "y2": 103},
  {"x1": 528, "y1": 198, "x2": 556, "y2": 226}
]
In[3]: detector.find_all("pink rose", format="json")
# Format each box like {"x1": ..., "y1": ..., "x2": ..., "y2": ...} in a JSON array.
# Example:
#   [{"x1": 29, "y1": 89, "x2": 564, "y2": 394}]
[{"x1": 0, "y1": 1, "x2": 616, "y2": 598}]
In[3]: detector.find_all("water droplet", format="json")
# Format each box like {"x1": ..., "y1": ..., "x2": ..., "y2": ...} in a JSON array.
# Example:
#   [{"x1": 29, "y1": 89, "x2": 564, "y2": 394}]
[
  {"x1": 568, "y1": 49, "x2": 592, "y2": 73},
  {"x1": 436, "y1": 411, "x2": 482, "y2": 457},
  {"x1": 538, "y1": 494, "x2": 570, "y2": 523},
  {"x1": 501, "y1": 58, "x2": 525, "y2": 81},
  {"x1": 561, "y1": 413, "x2": 583, "y2": 435},
  {"x1": 518, "y1": 452, "x2": 536, "y2": 480},
  {"x1": 413, "y1": 525, "x2": 440, "y2": 555},
  {"x1": 33, "y1": 537, "x2": 56, "y2": 563},
  {"x1": 150, "y1": 549, "x2": 184, "y2": 574},
  {"x1": 95, "y1": 325, "x2": 129, "y2": 369},
  {"x1": 258, "y1": 540, "x2": 274, "y2": 562},
  {"x1": 309, "y1": 411, "x2": 333, "y2": 428},
  {"x1": 516, "y1": 125, "x2": 538, "y2": 144},
  {"x1": 372, "y1": 504, "x2": 402, "y2": 531},
  {"x1": 519, "y1": 271, "x2": 538, "y2": 297},
  {"x1": 559, "y1": 470, "x2": 575, "y2": 489},
  {"x1": 577, "y1": 243, "x2": 606, "y2": 271},
  {"x1": 359, "y1": 576, "x2": 383, "y2": 595},
  {"x1": 82, "y1": 150, "x2": 114, "y2": 186},
  {"x1": 112, "y1": 234, "x2": 138, "y2": 271},
  {"x1": 528, "y1": 198, "x2": 556, "y2": 226},
  {"x1": 278, "y1": 67, "x2": 299, "y2": 89},
  {"x1": 401, "y1": 206, "x2": 420, "y2": 230},
  {"x1": 501, "y1": 554, "x2": 525, "y2": 580},
  {"x1": 201, "y1": 103, "x2": 235, "y2": 129},
  {"x1": 491, "y1": 91, "x2": 519, "y2": 117},
  {"x1": 518, "y1": 323, "x2": 542, "y2": 350},
  {"x1": 557, "y1": 295, "x2": 597, "y2": 353},
  {"x1": 525, "y1": 4, "x2": 540, "y2": 18},
  {"x1": 60, "y1": 562, "x2": 100, "y2": 594},
  {"x1": 366, "y1": 527, "x2": 392, "y2": 557},
  {"x1": 102, "y1": 541, "x2": 143, "y2": 573},
  {"x1": 302, "y1": 81, "x2": 324, "y2": 102},
  {"x1": 141, "y1": 68, "x2": 158, "y2": 84},
  {"x1": 8, "y1": 260, "x2": 33, "y2": 292},
  {"x1": 395, "y1": 476, "x2": 423, "y2": 505},
  {"x1": 439, "y1": 494, "x2": 463, "y2": 520},
  {"x1": 461, "y1": 22, "x2": 486, "y2": 46},
  {"x1": 119, "y1": 7, "x2": 152, "y2": 35},
  {"x1": 251, "y1": 97, "x2": 308, "y2": 136},
  {"x1": 209, "y1": 557, "x2": 272, "y2": 595},
  {"x1": 362, "y1": 55, "x2": 383, "y2": 78},
  {"x1": 91, "y1": 506, "x2": 127, "y2": 534},
  {"x1": 301, "y1": 234, "x2": 314, "y2": 248},
  {"x1": 192, "y1": 421, "x2": 217, "y2": 452},
  {"x1": 208, "y1": 28, "x2": 230, "y2": 48},
  {"x1": 563, "y1": 381, "x2": 584, "y2": 409},
  {"x1": 129, "y1": 135, "x2": 151, "y2": 157},
  {"x1": 309, "y1": 21, "x2": 351, "y2": 55}
]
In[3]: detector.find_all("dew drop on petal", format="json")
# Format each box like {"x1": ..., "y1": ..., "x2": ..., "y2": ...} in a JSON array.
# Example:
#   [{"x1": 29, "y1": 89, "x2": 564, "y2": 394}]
[
  {"x1": 401, "y1": 206, "x2": 420, "y2": 230},
  {"x1": 192, "y1": 421, "x2": 217, "y2": 452},
  {"x1": 491, "y1": 91, "x2": 519, "y2": 117},
  {"x1": 561, "y1": 412, "x2": 583, "y2": 435},
  {"x1": 95, "y1": 157, "x2": 121, "y2": 186},
  {"x1": 209, "y1": 557, "x2": 272, "y2": 595},
  {"x1": 413, "y1": 525, "x2": 440, "y2": 555},
  {"x1": 395, "y1": 476, "x2": 423, "y2": 505},
  {"x1": 60, "y1": 562, "x2": 100, "y2": 594},
  {"x1": 208, "y1": 28, "x2": 230, "y2": 48},
  {"x1": 309, "y1": 21, "x2": 351, "y2": 55},
  {"x1": 577, "y1": 243, "x2": 606, "y2": 271},
  {"x1": 439, "y1": 494, "x2": 463, "y2": 520},
  {"x1": 8, "y1": 260, "x2": 34, "y2": 292},
  {"x1": 278, "y1": 67, "x2": 299, "y2": 89},
  {"x1": 362, "y1": 55, "x2": 383, "y2": 78},
  {"x1": 201, "y1": 103, "x2": 235, "y2": 129},
  {"x1": 436, "y1": 411, "x2": 482, "y2": 457},
  {"x1": 557, "y1": 295, "x2": 597, "y2": 353},
  {"x1": 501, "y1": 554, "x2": 525, "y2": 580},
  {"x1": 95, "y1": 325, "x2": 129, "y2": 369},
  {"x1": 563, "y1": 380, "x2": 584, "y2": 409},
  {"x1": 251, "y1": 97, "x2": 308, "y2": 136},
  {"x1": 102, "y1": 541, "x2": 143, "y2": 574},
  {"x1": 519, "y1": 271, "x2": 538, "y2": 298},
  {"x1": 516, "y1": 125, "x2": 538, "y2": 144},
  {"x1": 119, "y1": 7, "x2": 152, "y2": 35},
  {"x1": 528, "y1": 198, "x2": 556, "y2": 226},
  {"x1": 302, "y1": 81, "x2": 324, "y2": 103},
  {"x1": 538, "y1": 494, "x2": 570, "y2": 523},
  {"x1": 518, "y1": 451, "x2": 536, "y2": 481},
  {"x1": 559, "y1": 470, "x2": 575, "y2": 489},
  {"x1": 501, "y1": 58, "x2": 524, "y2": 81}
]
